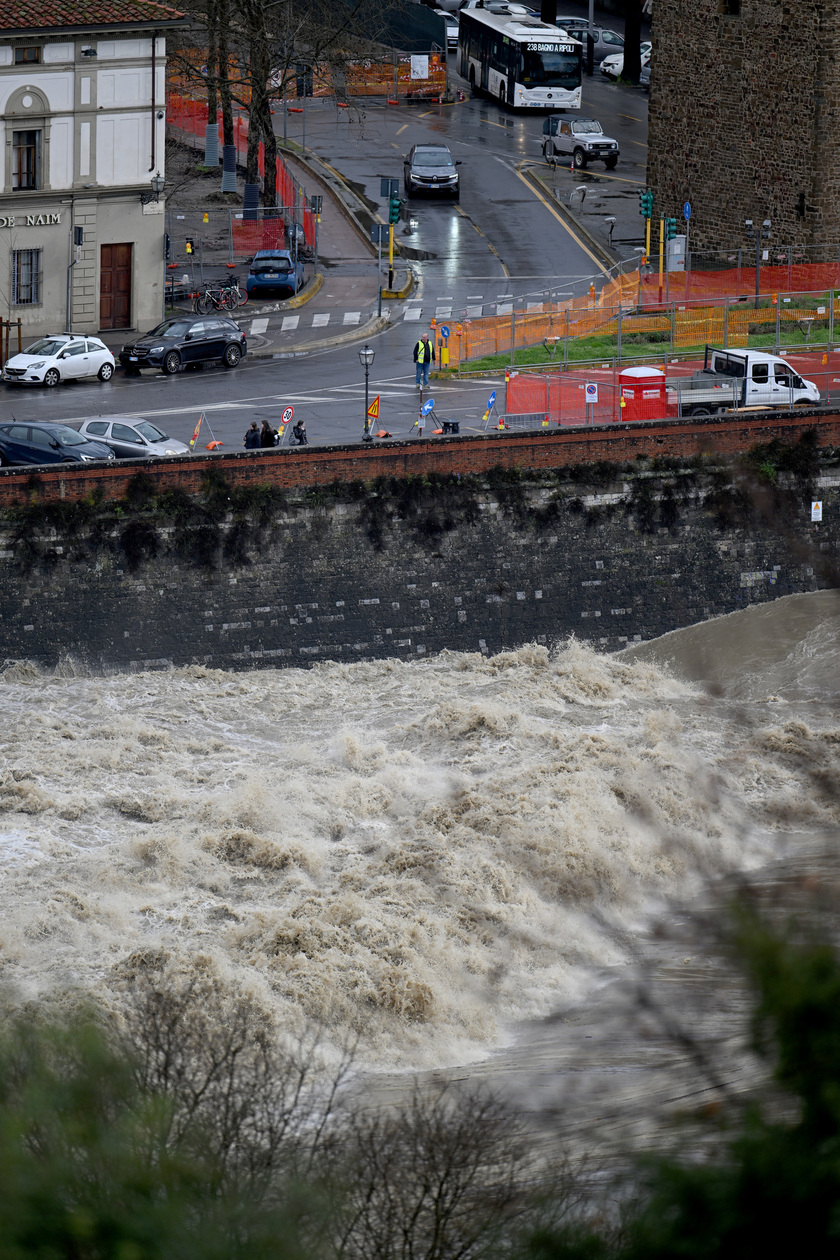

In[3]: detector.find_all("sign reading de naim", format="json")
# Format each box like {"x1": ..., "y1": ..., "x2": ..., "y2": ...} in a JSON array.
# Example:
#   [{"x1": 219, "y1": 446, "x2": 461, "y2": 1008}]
[{"x1": 0, "y1": 213, "x2": 62, "y2": 228}]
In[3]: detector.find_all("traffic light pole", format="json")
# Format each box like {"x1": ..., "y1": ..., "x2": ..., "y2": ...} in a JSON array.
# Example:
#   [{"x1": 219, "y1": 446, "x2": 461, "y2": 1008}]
[
  {"x1": 389, "y1": 224, "x2": 394, "y2": 291},
  {"x1": 658, "y1": 217, "x2": 664, "y2": 304}
]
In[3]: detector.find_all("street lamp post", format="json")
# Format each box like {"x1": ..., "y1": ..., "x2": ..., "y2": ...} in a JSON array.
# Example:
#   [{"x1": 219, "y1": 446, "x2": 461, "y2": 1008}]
[
  {"x1": 359, "y1": 343, "x2": 375, "y2": 441},
  {"x1": 745, "y1": 217, "x2": 771, "y2": 309}
]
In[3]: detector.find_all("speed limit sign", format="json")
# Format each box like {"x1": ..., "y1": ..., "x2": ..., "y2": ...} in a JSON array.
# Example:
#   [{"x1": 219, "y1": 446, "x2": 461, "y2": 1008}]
[{"x1": 281, "y1": 406, "x2": 295, "y2": 425}]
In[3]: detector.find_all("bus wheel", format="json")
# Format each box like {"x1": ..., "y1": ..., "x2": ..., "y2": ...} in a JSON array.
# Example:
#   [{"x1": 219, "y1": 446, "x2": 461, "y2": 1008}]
[{"x1": 498, "y1": 83, "x2": 506, "y2": 106}]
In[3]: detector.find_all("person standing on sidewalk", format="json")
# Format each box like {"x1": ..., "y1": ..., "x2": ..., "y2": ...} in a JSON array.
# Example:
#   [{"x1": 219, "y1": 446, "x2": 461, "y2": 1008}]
[
  {"x1": 414, "y1": 333, "x2": 435, "y2": 388},
  {"x1": 244, "y1": 422, "x2": 260, "y2": 449}
]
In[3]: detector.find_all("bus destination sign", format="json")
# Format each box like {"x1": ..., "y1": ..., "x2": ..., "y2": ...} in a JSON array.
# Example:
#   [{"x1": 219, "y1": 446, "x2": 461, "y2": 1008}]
[{"x1": 526, "y1": 40, "x2": 575, "y2": 51}]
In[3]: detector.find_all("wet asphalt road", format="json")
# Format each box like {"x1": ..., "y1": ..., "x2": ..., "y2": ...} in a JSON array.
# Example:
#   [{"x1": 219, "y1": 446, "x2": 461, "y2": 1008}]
[{"x1": 2, "y1": 62, "x2": 648, "y2": 450}]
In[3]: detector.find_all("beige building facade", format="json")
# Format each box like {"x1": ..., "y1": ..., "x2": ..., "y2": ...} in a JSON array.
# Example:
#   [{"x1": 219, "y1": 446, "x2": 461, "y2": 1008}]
[{"x1": 0, "y1": 1, "x2": 187, "y2": 341}]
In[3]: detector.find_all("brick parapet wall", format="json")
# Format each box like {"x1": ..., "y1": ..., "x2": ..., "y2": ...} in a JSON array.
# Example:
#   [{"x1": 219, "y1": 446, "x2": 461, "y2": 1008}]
[
  {"x1": 1, "y1": 409, "x2": 838, "y2": 506},
  {"x1": 647, "y1": 0, "x2": 840, "y2": 250}
]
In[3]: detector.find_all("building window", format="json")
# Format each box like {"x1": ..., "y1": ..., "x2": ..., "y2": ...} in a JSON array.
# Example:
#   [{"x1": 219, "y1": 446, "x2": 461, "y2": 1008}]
[
  {"x1": 12, "y1": 249, "x2": 42, "y2": 304},
  {"x1": 14, "y1": 46, "x2": 41, "y2": 64},
  {"x1": 719, "y1": 0, "x2": 741, "y2": 13},
  {"x1": 12, "y1": 130, "x2": 41, "y2": 190}
]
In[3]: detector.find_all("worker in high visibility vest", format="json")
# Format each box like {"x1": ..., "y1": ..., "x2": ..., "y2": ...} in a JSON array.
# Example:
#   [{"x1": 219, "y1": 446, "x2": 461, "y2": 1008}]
[{"x1": 413, "y1": 333, "x2": 435, "y2": 388}]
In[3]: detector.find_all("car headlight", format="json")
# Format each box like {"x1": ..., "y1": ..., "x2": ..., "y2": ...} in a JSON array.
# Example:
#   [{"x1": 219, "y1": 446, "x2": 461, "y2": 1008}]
[
  {"x1": 80, "y1": 454, "x2": 97, "y2": 461},
  {"x1": 149, "y1": 345, "x2": 165, "y2": 354},
  {"x1": 164, "y1": 448, "x2": 180, "y2": 455},
  {"x1": 28, "y1": 361, "x2": 45, "y2": 369}
]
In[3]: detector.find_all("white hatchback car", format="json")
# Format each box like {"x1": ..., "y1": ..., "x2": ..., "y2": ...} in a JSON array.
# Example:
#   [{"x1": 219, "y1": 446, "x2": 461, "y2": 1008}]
[{"x1": 2, "y1": 334, "x2": 115, "y2": 387}]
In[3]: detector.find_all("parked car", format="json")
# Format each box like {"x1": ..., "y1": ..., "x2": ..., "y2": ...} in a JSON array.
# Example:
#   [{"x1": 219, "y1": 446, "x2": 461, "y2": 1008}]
[
  {"x1": 245, "y1": 250, "x2": 305, "y2": 298},
  {"x1": 74, "y1": 416, "x2": 190, "y2": 458},
  {"x1": 404, "y1": 143, "x2": 461, "y2": 197},
  {"x1": 433, "y1": 8, "x2": 459, "y2": 47},
  {"x1": 119, "y1": 315, "x2": 246, "y2": 375},
  {"x1": 600, "y1": 42, "x2": 651, "y2": 79},
  {"x1": 0, "y1": 421, "x2": 115, "y2": 467},
  {"x1": 542, "y1": 115, "x2": 619, "y2": 169},
  {"x1": 2, "y1": 334, "x2": 115, "y2": 387},
  {"x1": 559, "y1": 23, "x2": 624, "y2": 63},
  {"x1": 639, "y1": 58, "x2": 651, "y2": 90}
]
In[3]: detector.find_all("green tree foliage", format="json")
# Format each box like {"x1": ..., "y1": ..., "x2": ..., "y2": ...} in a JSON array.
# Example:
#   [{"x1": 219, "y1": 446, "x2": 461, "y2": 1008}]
[{"x1": 0, "y1": 1018, "x2": 313, "y2": 1260}]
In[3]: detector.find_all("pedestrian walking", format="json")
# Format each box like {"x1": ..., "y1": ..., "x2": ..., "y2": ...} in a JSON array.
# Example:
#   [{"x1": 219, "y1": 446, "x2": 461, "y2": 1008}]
[
  {"x1": 293, "y1": 419, "x2": 308, "y2": 446},
  {"x1": 244, "y1": 422, "x2": 260, "y2": 449},
  {"x1": 413, "y1": 333, "x2": 435, "y2": 388},
  {"x1": 259, "y1": 420, "x2": 276, "y2": 448}
]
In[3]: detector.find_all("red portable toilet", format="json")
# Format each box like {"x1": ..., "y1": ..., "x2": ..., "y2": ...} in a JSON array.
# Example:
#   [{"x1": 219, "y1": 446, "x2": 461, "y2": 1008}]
[{"x1": 619, "y1": 366, "x2": 667, "y2": 422}]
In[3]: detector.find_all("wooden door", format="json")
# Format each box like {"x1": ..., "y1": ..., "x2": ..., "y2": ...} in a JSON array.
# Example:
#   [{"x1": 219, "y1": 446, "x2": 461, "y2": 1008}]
[{"x1": 99, "y1": 243, "x2": 132, "y2": 329}]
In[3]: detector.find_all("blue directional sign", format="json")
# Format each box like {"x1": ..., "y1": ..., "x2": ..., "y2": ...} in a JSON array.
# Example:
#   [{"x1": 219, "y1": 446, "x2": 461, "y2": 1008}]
[
  {"x1": 421, "y1": 398, "x2": 435, "y2": 416},
  {"x1": 683, "y1": 201, "x2": 691, "y2": 220},
  {"x1": 487, "y1": 390, "x2": 497, "y2": 410},
  {"x1": 439, "y1": 324, "x2": 451, "y2": 339}
]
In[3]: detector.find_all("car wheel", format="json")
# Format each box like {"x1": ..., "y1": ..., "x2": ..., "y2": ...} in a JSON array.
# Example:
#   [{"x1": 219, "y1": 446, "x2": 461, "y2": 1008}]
[
  {"x1": 605, "y1": 156, "x2": 618, "y2": 170},
  {"x1": 222, "y1": 344, "x2": 242, "y2": 369},
  {"x1": 689, "y1": 406, "x2": 711, "y2": 417},
  {"x1": 43, "y1": 368, "x2": 61, "y2": 387},
  {"x1": 98, "y1": 362, "x2": 114, "y2": 382},
  {"x1": 0, "y1": 450, "x2": 5, "y2": 466},
  {"x1": 573, "y1": 148, "x2": 586, "y2": 169},
  {"x1": 163, "y1": 351, "x2": 181, "y2": 375}
]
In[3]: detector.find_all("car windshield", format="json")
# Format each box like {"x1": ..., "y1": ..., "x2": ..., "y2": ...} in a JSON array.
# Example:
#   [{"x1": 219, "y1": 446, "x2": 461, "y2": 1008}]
[
  {"x1": 413, "y1": 150, "x2": 454, "y2": 167},
  {"x1": 521, "y1": 49, "x2": 581, "y2": 87},
  {"x1": 146, "y1": 320, "x2": 191, "y2": 338},
  {"x1": 24, "y1": 339, "x2": 67, "y2": 356},
  {"x1": 573, "y1": 120, "x2": 603, "y2": 134},
  {"x1": 136, "y1": 422, "x2": 167, "y2": 442},
  {"x1": 254, "y1": 259, "x2": 292, "y2": 272},
  {"x1": 48, "y1": 426, "x2": 87, "y2": 446}
]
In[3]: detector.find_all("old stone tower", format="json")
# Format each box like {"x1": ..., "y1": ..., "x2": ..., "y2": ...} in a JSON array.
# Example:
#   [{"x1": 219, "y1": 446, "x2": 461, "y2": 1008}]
[{"x1": 647, "y1": 0, "x2": 840, "y2": 252}]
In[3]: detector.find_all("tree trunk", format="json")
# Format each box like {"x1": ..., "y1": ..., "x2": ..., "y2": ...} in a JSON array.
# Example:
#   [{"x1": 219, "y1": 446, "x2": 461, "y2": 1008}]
[
  {"x1": 206, "y1": 0, "x2": 218, "y2": 126},
  {"x1": 254, "y1": 45, "x2": 278, "y2": 208},
  {"x1": 622, "y1": 0, "x2": 643, "y2": 83},
  {"x1": 218, "y1": 0, "x2": 234, "y2": 148},
  {"x1": 245, "y1": 36, "x2": 262, "y2": 185}
]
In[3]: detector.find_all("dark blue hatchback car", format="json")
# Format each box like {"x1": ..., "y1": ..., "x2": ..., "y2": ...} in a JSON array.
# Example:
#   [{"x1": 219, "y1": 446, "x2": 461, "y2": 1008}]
[
  {"x1": 245, "y1": 250, "x2": 305, "y2": 299},
  {"x1": 0, "y1": 422, "x2": 115, "y2": 466}
]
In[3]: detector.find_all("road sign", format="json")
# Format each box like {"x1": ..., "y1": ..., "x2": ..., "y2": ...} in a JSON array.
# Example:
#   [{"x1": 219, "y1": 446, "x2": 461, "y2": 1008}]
[
  {"x1": 439, "y1": 324, "x2": 450, "y2": 339},
  {"x1": 281, "y1": 406, "x2": 295, "y2": 425},
  {"x1": 683, "y1": 201, "x2": 691, "y2": 220},
  {"x1": 812, "y1": 500, "x2": 823, "y2": 522},
  {"x1": 421, "y1": 398, "x2": 435, "y2": 416},
  {"x1": 370, "y1": 223, "x2": 388, "y2": 244},
  {"x1": 380, "y1": 178, "x2": 399, "y2": 198},
  {"x1": 585, "y1": 382, "x2": 599, "y2": 402},
  {"x1": 487, "y1": 390, "x2": 496, "y2": 409},
  {"x1": 367, "y1": 395, "x2": 380, "y2": 420}
]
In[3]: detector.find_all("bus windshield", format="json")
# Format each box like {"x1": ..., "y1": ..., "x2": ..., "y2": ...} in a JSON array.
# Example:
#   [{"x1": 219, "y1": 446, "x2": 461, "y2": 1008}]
[{"x1": 521, "y1": 49, "x2": 580, "y2": 87}]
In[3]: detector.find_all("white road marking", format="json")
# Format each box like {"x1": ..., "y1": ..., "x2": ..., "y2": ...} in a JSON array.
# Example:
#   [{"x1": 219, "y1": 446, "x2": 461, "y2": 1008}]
[
  {"x1": 527, "y1": 302, "x2": 542, "y2": 311},
  {"x1": 281, "y1": 315, "x2": 299, "y2": 331},
  {"x1": 403, "y1": 308, "x2": 422, "y2": 321},
  {"x1": 435, "y1": 308, "x2": 452, "y2": 318},
  {"x1": 466, "y1": 305, "x2": 483, "y2": 317},
  {"x1": 498, "y1": 303, "x2": 513, "y2": 315},
  {"x1": 467, "y1": 294, "x2": 483, "y2": 299},
  {"x1": 249, "y1": 317, "x2": 269, "y2": 335},
  {"x1": 312, "y1": 313, "x2": 330, "y2": 327},
  {"x1": 343, "y1": 311, "x2": 361, "y2": 324}
]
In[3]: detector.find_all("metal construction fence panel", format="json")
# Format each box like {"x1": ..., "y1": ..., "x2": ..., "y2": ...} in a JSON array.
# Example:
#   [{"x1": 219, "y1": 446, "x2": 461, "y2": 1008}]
[
  {"x1": 499, "y1": 354, "x2": 840, "y2": 427},
  {"x1": 168, "y1": 93, "x2": 316, "y2": 246},
  {"x1": 164, "y1": 206, "x2": 314, "y2": 295}
]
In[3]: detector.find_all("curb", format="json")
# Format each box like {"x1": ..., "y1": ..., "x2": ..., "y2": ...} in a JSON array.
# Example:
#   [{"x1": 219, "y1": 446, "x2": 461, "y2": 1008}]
[
  {"x1": 280, "y1": 272, "x2": 325, "y2": 309},
  {"x1": 522, "y1": 165, "x2": 618, "y2": 270},
  {"x1": 382, "y1": 269, "x2": 415, "y2": 300},
  {"x1": 250, "y1": 312, "x2": 390, "y2": 359}
]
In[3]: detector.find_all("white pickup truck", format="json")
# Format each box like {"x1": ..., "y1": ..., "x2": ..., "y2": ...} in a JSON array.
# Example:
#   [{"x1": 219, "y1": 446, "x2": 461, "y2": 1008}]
[{"x1": 667, "y1": 347, "x2": 821, "y2": 417}]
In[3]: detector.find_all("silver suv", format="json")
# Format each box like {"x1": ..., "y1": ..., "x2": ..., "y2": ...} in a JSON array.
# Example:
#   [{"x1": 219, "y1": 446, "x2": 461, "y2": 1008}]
[{"x1": 542, "y1": 116, "x2": 619, "y2": 170}]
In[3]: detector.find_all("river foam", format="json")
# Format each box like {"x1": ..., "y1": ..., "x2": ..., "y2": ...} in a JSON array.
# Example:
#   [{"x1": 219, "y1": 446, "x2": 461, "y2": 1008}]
[{"x1": 2, "y1": 599, "x2": 839, "y2": 1068}]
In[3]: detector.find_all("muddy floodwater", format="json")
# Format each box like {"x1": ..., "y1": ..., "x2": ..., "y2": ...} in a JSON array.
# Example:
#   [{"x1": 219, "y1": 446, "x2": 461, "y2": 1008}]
[{"x1": 2, "y1": 589, "x2": 840, "y2": 1154}]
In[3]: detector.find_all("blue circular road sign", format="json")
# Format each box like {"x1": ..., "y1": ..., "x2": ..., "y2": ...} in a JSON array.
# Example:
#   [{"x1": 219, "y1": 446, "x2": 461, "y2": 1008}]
[
  {"x1": 421, "y1": 398, "x2": 435, "y2": 416},
  {"x1": 439, "y1": 324, "x2": 451, "y2": 339},
  {"x1": 683, "y1": 201, "x2": 691, "y2": 220}
]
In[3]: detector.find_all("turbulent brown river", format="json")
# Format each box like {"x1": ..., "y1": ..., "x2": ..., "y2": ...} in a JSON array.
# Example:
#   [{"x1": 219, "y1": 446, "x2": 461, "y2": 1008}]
[{"x1": 3, "y1": 590, "x2": 840, "y2": 1153}]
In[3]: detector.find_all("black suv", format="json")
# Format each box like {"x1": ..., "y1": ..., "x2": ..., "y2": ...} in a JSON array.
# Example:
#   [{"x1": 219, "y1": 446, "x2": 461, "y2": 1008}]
[
  {"x1": 119, "y1": 315, "x2": 247, "y2": 375},
  {"x1": 403, "y1": 144, "x2": 461, "y2": 198}
]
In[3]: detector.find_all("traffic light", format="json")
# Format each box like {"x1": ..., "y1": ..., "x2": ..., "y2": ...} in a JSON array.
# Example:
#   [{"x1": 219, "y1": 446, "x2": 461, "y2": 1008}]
[
  {"x1": 639, "y1": 188, "x2": 653, "y2": 218},
  {"x1": 388, "y1": 195, "x2": 401, "y2": 224},
  {"x1": 665, "y1": 217, "x2": 677, "y2": 241}
]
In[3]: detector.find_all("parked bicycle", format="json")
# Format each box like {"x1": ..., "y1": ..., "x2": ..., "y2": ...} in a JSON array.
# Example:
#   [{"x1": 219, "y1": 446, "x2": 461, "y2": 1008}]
[{"x1": 193, "y1": 277, "x2": 249, "y2": 314}]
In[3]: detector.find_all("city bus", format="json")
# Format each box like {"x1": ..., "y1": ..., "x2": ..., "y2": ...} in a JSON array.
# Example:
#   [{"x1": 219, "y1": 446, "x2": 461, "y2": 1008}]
[{"x1": 458, "y1": 6, "x2": 582, "y2": 110}]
